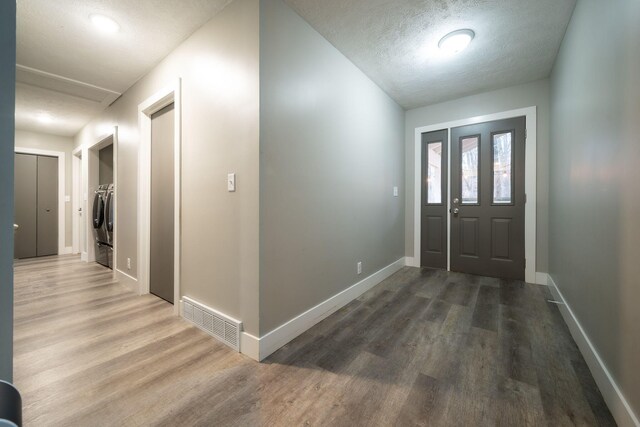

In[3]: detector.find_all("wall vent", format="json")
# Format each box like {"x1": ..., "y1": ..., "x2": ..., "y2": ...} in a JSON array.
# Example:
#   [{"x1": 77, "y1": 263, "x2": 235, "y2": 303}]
[{"x1": 182, "y1": 296, "x2": 242, "y2": 352}]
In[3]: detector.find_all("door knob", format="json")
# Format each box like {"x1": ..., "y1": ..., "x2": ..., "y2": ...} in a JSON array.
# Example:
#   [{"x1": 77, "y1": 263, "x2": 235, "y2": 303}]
[
  {"x1": 453, "y1": 198, "x2": 460, "y2": 205},
  {"x1": 452, "y1": 208, "x2": 460, "y2": 215}
]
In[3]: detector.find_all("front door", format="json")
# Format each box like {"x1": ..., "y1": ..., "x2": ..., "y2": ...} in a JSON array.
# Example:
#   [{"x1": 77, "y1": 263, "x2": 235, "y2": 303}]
[{"x1": 450, "y1": 117, "x2": 526, "y2": 280}]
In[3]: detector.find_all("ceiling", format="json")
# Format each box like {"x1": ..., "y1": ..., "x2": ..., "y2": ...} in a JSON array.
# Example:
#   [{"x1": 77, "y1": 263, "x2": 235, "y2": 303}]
[
  {"x1": 284, "y1": 0, "x2": 576, "y2": 109},
  {"x1": 16, "y1": 0, "x2": 233, "y2": 137},
  {"x1": 16, "y1": 0, "x2": 576, "y2": 137}
]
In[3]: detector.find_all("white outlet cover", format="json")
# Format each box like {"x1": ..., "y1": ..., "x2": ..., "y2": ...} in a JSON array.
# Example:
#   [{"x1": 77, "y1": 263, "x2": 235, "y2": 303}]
[{"x1": 393, "y1": 186, "x2": 399, "y2": 197}]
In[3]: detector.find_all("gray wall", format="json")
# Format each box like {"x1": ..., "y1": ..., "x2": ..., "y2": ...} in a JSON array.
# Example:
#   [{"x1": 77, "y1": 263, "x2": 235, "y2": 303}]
[
  {"x1": 549, "y1": 0, "x2": 640, "y2": 418},
  {"x1": 14, "y1": 130, "x2": 75, "y2": 249},
  {"x1": 75, "y1": 0, "x2": 260, "y2": 335},
  {"x1": 405, "y1": 78, "x2": 551, "y2": 272},
  {"x1": 0, "y1": 0, "x2": 16, "y2": 382},
  {"x1": 99, "y1": 143, "x2": 113, "y2": 185},
  {"x1": 259, "y1": 0, "x2": 405, "y2": 335}
]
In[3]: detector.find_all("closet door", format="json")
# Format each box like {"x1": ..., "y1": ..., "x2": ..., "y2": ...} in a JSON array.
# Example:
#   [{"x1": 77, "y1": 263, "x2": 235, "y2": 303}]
[
  {"x1": 36, "y1": 156, "x2": 58, "y2": 256},
  {"x1": 14, "y1": 154, "x2": 38, "y2": 259}
]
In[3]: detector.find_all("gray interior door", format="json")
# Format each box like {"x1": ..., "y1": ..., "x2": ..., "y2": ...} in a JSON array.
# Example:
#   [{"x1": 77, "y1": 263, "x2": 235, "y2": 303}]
[
  {"x1": 421, "y1": 129, "x2": 448, "y2": 268},
  {"x1": 450, "y1": 117, "x2": 525, "y2": 280},
  {"x1": 36, "y1": 155, "x2": 59, "y2": 256},
  {"x1": 14, "y1": 154, "x2": 37, "y2": 259},
  {"x1": 150, "y1": 103, "x2": 175, "y2": 304}
]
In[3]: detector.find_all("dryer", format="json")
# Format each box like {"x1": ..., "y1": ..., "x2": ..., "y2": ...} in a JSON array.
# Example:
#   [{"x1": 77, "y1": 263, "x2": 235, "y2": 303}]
[{"x1": 92, "y1": 184, "x2": 113, "y2": 269}]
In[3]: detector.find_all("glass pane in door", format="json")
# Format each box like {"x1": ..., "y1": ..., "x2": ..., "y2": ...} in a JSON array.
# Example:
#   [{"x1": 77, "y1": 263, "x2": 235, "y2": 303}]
[
  {"x1": 493, "y1": 132, "x2": 512, "y2": 204},
  {"x1": 427, "y1": 142, "x2": 442, "y2": 204},
  {"x1": 460, "y1": 137, "x2": 479, "y2": 204}
]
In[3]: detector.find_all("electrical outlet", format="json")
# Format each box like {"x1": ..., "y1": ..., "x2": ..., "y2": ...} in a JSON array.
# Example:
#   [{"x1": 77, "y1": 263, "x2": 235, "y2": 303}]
[
  {"x1": 127, "y1": 258, "x2": 131, "y2": 270},
  {"x1": 357, "y1": 261, "x2": 362, "y2": 275},
  {"x1": 393, "y1": 186, "x2": 399, "y2": 197}
]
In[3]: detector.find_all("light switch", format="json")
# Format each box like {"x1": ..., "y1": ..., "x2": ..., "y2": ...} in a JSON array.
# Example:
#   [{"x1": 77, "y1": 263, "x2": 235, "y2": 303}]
[
  {"x1": 65, "y1": 195, "x2": 71, "y2": 202},
  {"x1": 227, "y1": 173, "x2": 236, "y2": 192},
  {"x1": 393, "y1": 186, "x2": 399, "y2": 197}
]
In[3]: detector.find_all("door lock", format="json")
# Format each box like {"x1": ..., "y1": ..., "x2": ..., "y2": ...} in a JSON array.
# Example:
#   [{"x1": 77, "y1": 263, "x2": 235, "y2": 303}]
[{"x1": 453, "y1": 198, "x2": 460, "y2": 205}]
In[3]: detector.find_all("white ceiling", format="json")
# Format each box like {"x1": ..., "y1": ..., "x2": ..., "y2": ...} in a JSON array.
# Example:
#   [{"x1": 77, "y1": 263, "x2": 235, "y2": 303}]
[
  {"x1": 16, "y1": 0, "x2": 233, "y2": 137},
  {"x1": 17, "y1": 0, "x2": 576, "y2": 137},
  {"x1": 284, "y1": 0, "x2": 576, "y2": 109}
]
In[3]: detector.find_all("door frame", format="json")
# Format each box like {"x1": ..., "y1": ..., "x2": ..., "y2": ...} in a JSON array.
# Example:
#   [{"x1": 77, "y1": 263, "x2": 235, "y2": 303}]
[
  {"x1": 14, "y1": 147, "x2": 67, "y2": 256},
  {"x1": 137, "y1": 79, "x2": 182, "y2": 315},
  {"x1": 83, "y1": 129, "x2": 118, "y2": 278},
  {"x1": 72, "y1": 147, "x2": 82, "y2": 258},
  {"x1": 411, "y1": 106, "x2": 537, "y2": 284}
]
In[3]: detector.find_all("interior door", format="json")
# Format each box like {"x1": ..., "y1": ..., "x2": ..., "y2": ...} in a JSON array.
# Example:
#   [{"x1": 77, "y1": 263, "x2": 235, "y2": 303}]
[
  {"x1": 450, "y1": 117, "x2": 525, "y2": 280},
  {"x1": 150, "y1": 103, "x2": 175, "y2": 304},
  {"x1": 36, "y1": 155, "x2": 59, "y2": 256},
  {"x1": 14, "y1": 154, "x2": 38, "y2": 259},
  {"x1": 421, "y1": 129, "x2": 448, "y2": 268}
]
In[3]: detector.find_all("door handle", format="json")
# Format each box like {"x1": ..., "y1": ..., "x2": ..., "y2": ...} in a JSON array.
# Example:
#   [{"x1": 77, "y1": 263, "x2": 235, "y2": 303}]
[{"x1": 452, "y1": 208, "x2": 460, "y2": 215}]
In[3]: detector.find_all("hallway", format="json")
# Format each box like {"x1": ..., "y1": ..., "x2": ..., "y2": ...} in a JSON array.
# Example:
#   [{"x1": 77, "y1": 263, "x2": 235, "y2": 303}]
[{"x1": 14, "y1": 256, "x2": 614, "y2": 426}]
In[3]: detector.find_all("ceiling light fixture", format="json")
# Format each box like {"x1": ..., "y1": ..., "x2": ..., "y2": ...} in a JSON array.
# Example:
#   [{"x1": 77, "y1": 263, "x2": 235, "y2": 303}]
[
  {"x1": 37, "y1": 113, "x2": 54, "y2": 124},
  {"x1": 89, "y1": 14, "x2": 120, "y2": 34},
  {"x1": 438, "y1": 29, "x2": 475, "y2": 55}
]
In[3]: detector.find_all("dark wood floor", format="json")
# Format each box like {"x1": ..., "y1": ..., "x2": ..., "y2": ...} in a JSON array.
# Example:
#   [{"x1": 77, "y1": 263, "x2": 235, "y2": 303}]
[{"x1": 14, "y1": 255, "x2": 615, "y2": 426}]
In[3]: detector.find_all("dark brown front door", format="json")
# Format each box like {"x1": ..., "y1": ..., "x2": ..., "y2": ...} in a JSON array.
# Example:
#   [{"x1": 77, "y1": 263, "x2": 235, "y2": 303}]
[
  {"x1": 450, "y1": 117, "x2": 526, "y2": 280},
  {"x1": 421, "y1": 129, "x2": 448, "y2": 268}
]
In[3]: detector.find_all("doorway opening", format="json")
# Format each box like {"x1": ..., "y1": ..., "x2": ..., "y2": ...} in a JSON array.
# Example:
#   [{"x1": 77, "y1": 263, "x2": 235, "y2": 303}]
[
  {"x1": 138, "y1": 80, "x2": 182, "y2": 315},
  {"x1": 412, "y1": 107, "x2": 537, "y2": 283}
]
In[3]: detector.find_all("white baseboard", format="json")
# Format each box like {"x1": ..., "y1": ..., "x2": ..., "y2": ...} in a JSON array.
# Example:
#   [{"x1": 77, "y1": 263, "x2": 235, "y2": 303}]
[
  {"x1": 535, "y1": 272, "x2": 549, "y2": 286},
  {"x1": 115, "y1": 268, "x2": 139, "y2": 294},
  {"x1": 256, "y1": 257, "x2": 406, "y2": 361},
  {"x1": 547, "y1": 275, "x2": 639, "y2": 427},
  {"x1": 404, "y1": 256, "x2": 419, "y2": 268},
  {"x1": 80, "y1": 251, "x2": 88, "y2": 262},
  {"x1": 241, "y1": 332, "x2": 260, "y2": 361}
]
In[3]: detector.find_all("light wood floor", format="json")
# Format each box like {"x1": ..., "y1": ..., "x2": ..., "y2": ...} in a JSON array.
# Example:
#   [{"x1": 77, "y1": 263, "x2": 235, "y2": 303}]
[{"x1": 14, "y1": 255, "x2": 615, "y2": 426}]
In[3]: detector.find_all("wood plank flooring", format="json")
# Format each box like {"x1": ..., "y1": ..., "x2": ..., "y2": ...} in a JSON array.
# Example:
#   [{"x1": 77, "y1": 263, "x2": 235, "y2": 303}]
[{"x1": 14, "y1": 255, "x2": 615, "y2": 426}]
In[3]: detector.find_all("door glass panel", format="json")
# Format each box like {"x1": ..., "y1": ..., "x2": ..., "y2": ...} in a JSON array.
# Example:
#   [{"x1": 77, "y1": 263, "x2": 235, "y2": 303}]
[
  {"x1": 460, "y1": 137, "x2": 479, "y2": 204},
  {"x1": 427, "y1": 142, "x2": 442, "y2": 204},
  {"x1": 493, "y1": 132, "x2": 512, "y2": 204}
]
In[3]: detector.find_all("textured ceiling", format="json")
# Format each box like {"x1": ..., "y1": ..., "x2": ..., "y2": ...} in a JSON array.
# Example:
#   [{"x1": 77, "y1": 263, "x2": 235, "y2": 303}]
[
  {"x1": 284, "y1": 0, "x2": 576, "y2": 109},
  {"x1": 16, "y1": 0, "x2": 233, "y2": 136}
]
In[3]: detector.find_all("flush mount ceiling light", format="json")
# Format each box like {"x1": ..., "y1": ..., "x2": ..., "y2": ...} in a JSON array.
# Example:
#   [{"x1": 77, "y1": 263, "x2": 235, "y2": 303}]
[
  {"x1": 37, "y1": 113, "x2": 54, "y2": 124},
  {"x1": 89, "y1": 14, "x2": 120, "y2": 34},
  {"x1": 438, "y1": 29, "x2": 475, "y2": 55}
]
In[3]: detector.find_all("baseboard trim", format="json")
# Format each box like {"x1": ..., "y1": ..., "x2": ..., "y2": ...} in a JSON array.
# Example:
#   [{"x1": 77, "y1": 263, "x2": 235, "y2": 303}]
[
  {"x1": 241, "y1": 332, "x2": 260, "y2": 361},
  {"x1": 404, "y1": 256, "x2": 419, "y2": 268},
  {"x1": 80, "y1": 251, "x2": 88, "y2": 262},
  {"x1": 115, "y1": 268, "x2": 139, "y2": 294},
  {"x1": 257, "y1": 257, "x2": 406, "y2": 361},
  {"x1": 547, "y1": 275, "x2": 639, "y2": 427},
  {"x1": 535, "y1": 272, "x2": 549, "y2": 286},
  {"x1": 61, "y1": 246, "x2": 73, "y2": 255}
]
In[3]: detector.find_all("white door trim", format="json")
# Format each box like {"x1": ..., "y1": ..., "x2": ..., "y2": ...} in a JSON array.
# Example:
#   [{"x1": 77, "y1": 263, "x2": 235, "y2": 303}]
[
  {"x1": 411, "y1": 106, "x2": 537, "y2": 284},
  {"x1": 14, "y1": 146, "x2": 67, "y2": 255},
  {"x1": 84, "y1": 128, "x2": 118, "y2": 277},
  {"x1": 72, "y1": 147, "x2": 81, "y2": 255},
  {"x1": 138, "y1": 79, "x2": 182, "y2": 315}
]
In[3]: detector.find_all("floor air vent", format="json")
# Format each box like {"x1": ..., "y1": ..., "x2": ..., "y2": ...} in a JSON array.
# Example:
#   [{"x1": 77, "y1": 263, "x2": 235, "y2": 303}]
[{"x1": 182, "y1": 296, "x2": 242, "y2": 351}]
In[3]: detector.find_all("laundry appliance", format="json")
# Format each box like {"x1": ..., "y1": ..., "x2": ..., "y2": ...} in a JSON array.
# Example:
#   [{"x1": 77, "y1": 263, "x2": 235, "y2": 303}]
[{"x1": 92, "y1": 184, "x2": 114, "y2": 269}]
